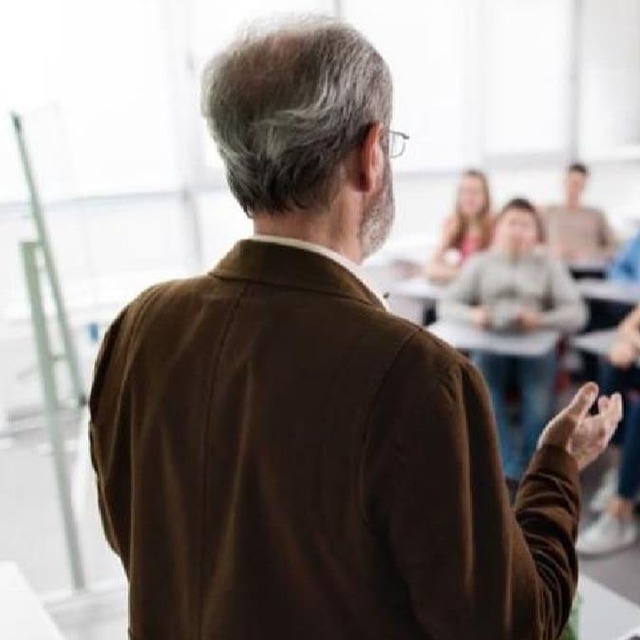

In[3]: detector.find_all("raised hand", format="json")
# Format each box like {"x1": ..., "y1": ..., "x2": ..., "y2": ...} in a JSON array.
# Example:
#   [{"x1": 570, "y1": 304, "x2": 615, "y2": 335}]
[{"x1": 537, "y1": 382, "x2": 623, "y2": 471}]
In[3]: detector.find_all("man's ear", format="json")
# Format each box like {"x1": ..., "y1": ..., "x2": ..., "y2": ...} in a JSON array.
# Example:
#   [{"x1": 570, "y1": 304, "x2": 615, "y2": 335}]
[{"x1": 356, "y1": 122, "x2": 385, "y2": 194}]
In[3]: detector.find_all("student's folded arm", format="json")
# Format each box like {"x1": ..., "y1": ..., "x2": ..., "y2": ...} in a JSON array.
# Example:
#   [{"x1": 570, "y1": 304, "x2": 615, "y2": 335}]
[
  {"x1": 361, "y1": 333, "x2": 579, "y2": 640},
  {"x1": 539, "y1": 260, "x2": 587, "y2": 332},
  {"x1": 436, "y1": 256, "x2": 482, "y2": 323},
  {"x1": 619, "y1": 304, "x2": 640, "y2": 352},
  {"x1": 599, "y1": 210, "x2": 619, "y2": 257},
  {"x1": 426, "y1": 222, "x2": 460, "y2": 284}
]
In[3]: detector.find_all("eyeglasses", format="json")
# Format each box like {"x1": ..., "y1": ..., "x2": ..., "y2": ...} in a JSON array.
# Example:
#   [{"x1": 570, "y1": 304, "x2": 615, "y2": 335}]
[{"x1": 389, "y1": 129, "x2": 409, "y2": 159}]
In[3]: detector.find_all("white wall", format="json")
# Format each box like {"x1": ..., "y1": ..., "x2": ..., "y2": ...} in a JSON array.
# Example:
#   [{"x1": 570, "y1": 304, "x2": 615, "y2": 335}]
[{"x1": 580, "y1": 0, "x2": 640, "y2": 155}]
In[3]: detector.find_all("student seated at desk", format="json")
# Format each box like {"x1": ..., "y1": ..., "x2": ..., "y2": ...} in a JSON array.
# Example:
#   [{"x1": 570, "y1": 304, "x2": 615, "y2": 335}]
[
  {"x1": 438, "y1": 198, "x2": 587, "y2": 481},
  {"x1": 425, "y1": 169, "x2": 494, "y2": 284},
  {"x1": 577, "y1": 304, "x2": 640, "y2": 555},
  {"x1": 597, "y1": 226, "x2": 640, "y2": 326},
  {"x1": 543, "y1": 162, "x2": 617, "y2": 262},
  {"x1": 581, "y1": 223, "x2": 640, "y2": 379}
]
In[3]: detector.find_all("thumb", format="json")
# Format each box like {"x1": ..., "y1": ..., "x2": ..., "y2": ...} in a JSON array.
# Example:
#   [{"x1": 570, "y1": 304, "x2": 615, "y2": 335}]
[
  {"x1": 542, "y1": 382, "x2": 598, "y2": 447},
  {"x1": 563, "y1": 382, "x2": 598, "y2": 423}
]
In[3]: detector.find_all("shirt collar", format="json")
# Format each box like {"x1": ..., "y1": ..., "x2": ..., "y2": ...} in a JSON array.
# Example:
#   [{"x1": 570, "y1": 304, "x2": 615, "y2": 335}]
[{"x1": 246, "y1": 235, "x2": 389, "y2": 310}]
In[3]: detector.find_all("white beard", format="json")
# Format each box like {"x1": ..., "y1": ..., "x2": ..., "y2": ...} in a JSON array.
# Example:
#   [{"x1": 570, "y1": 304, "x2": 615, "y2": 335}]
[{"x1": 360, "y1": 160, "x2": 395, "y2": 259}]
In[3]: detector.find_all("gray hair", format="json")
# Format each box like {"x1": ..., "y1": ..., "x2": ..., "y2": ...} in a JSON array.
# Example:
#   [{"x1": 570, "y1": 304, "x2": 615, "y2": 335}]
[{"x1": 201, "y1": 17, "x2": 392, "y2": 215}]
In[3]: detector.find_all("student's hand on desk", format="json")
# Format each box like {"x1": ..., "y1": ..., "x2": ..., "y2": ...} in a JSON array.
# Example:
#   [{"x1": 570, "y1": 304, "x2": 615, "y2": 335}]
[
  {"x1": 609, "y1": 338, "x2": 638, "y2": 369},
  {"x1": 517, "y1": 309, "x2": 541, "y2": 331},
  {"x1": 538, "y1": 382, "x2": 623, "y2": 471},
  {"x1": 471, "y1": 306, "x2": 490, "y2": 328},
  {"x1": 425, "y1": 258, "x2": 460, "y2": 285}
]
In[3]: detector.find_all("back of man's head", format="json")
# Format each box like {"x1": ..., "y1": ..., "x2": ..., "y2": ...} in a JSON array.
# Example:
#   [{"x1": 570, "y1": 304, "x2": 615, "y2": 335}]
[{"x1": 201, "y1": 17, "x2": 392, "y2": 217}]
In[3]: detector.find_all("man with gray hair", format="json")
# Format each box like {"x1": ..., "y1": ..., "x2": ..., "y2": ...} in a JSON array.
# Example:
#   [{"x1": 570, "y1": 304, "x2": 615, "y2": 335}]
[{"x1": 89, "y1": 18, "x2": 621, "y2": 640}]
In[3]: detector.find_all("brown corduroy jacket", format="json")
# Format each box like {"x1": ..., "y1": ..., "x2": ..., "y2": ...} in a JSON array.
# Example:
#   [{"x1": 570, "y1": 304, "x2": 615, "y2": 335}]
[{"x1": 90, "y1": 239, "x2": 580, "y2": 640}]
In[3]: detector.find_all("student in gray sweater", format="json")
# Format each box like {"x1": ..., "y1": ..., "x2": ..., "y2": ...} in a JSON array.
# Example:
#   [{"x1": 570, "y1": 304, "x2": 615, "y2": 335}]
[{"x1": 438, "y1": 198, "x2": 587, "y2": 480}]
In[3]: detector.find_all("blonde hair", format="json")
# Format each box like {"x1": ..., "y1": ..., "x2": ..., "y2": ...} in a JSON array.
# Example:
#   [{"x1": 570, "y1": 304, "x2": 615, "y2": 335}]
[{"x1": 446, "y1": 169, "x2": 493, "y2": 249}]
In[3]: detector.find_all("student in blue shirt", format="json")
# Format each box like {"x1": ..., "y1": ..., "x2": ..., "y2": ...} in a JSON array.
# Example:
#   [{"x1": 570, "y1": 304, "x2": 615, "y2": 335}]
[
  {"x1": 581, "y1": 231, "x2": 640, "y2": 381},
  {"x1": 608, "y1": 232, "x2": 640, "y2": 282},
  {"x1": 579, "y1": 235, "x2": 640, "y2": 555},
  {"x1": 578, "y1": 303, "x2": 640, "y2": 555}
]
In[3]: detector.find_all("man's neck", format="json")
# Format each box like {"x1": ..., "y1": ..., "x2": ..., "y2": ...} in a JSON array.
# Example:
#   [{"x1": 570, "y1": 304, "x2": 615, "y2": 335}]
[
  {"x1": 253, "y1": 210, "x2": 362, "y2": 263},
  {"x1": 565, "y1": 198, "x2": 582, "y2": 211}
]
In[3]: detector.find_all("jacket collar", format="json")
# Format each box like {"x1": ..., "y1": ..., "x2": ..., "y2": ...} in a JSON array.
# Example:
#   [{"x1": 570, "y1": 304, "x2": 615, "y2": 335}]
[{"x1": 211, "y1": 237, "x2": 388, "y2": 311}]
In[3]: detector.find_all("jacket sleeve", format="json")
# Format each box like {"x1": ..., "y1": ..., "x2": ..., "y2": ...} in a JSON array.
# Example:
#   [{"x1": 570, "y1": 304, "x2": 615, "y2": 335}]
[
  {"x1": 88, "y1": 309, "x2": 130, "y2": 556},
  {"x1": 539, "y1": 259, "x2": 588, "y2": 333},
  {"x1": 362, "y1": 333, "x2": 580, "y2": 640}
]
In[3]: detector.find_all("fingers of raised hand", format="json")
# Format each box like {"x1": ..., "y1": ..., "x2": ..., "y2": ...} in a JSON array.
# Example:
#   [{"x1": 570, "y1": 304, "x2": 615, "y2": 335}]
[
  {"x1": 572, "y1": 393, "x2": 623, "y2": 459},
  {"x1": 562, "y1": 382, "x2": 598, "y2": 428},
  {"x1": 603, "y1": 393, "x2": 623, "y2": 435}
]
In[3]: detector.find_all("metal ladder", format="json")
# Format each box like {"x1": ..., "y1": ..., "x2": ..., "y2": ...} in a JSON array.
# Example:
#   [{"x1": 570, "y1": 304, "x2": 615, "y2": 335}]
[{"x1": 11, "y1": 112, "x2": 87, "y2": 591}]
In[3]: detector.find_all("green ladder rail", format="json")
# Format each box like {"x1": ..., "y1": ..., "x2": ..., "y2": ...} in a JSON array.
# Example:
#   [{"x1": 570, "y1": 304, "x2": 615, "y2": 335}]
[
  {"x1": 11, "y1": 112, "x2": 86, "y2": 408},
  {"x1": 21, "y1": 241, "x2": 86, "y2": 590},
  {"x1": 12, "y1": 111, "x2": 88, "y2": 591}
]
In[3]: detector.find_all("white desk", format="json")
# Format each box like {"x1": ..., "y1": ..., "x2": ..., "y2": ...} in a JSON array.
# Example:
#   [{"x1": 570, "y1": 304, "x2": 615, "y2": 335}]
[
  {"x1": 571, "y1": 329, "x2": 617, "y2": 358},
  {"x1": 580, "y1": 574, "x2": 640, "y2": 640},
  {"x1": 570, "y1": 329, "x2": 640, "y2": 367},
  {"x1": 369, "y1": 236, "x2": 434, "y2": 265},
  {"x1": 0, "y1": 563, "x2": 65, "y2": 640},
  {"x1": 390, "y1": 277, "x2": 446, "y2": 302},
  {"x1": 578, "y1": 279, "x2": 640, "y2": 306},
  {"x1": 428, "y1": 320, "x2": 560, "y2": 357},
  {"x1": 568, "y1": 258, "x2": 611, "y2": 277}
]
